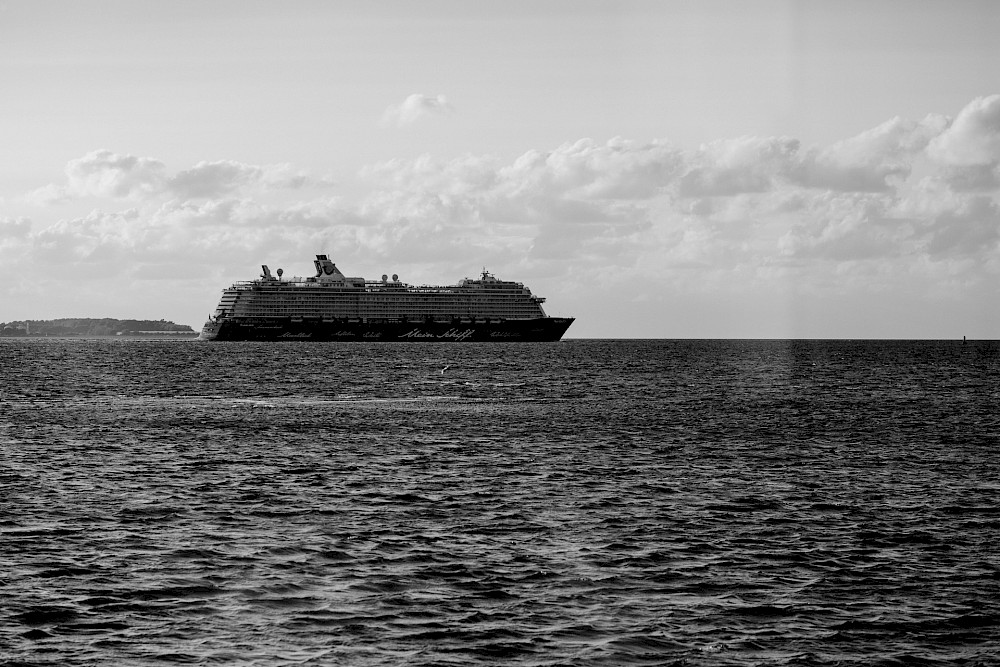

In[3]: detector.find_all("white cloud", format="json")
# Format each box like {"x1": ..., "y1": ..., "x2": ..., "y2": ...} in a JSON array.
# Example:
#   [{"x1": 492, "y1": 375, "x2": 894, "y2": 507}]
[
  {"x1": 5, "y1": 94, "x2": 999, "y2": 335},
  {"x1": 925, "y1": 195, "x2": 1000, "y2": 258},
  {"x1": 928, "y1": 94, "x2": 1000, "y2": 166},
  {"x1": 23, "y1": 184, "x2": 72, "y2": 206},
  {"x1": 795, "y1": 115, "x2": 946, "y2": 192},
  {"x1": 381, "y1": 93, "x2": 454, "y2": 127},
  {"x1": 678, "y1": 136, "x2": 798, "y2": 197},
  {"x1": 500, "y1": 138, "x2": 682, "y2": 201},
  {"x1": 25, "y1": 151, "x2": 334, "y2": 205},
  {"x1": 937, "y1": 164, "x2": 1000, "y2": 192},
  {"x1": 66, "y1": 150, "x2": 167, "y2": 200},
  {"x1": 776, "y1": 192, "x2": 904, "y2": 261},
  {"x1": 0, "y1": 216, "x2": 31, "y2": 239},
  {"x1": 354, "y1": 114, "x2": 1000, "y2": 279},
  {"x1": 26, "y1": 150, "x2": 166, "y2": 204},
  {"x1": 170, "y1": 161, "x2": 330, "y2": 199}
]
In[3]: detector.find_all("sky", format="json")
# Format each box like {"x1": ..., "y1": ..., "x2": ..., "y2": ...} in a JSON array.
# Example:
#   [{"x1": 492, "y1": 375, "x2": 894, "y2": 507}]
[{"x1": 1, "y1": 0, "x2": 998, "y2": 338}]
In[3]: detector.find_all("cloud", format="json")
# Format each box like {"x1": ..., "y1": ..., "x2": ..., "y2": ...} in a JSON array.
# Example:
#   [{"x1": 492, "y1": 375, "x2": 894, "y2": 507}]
[
  {"x1": 15, "y1": 195, "x2": 371, "y2": 285},
  {"x1": 0, "y1": 216, "x2": 31, "y2": 240},
  {"x1": 928, "y1": 94, "x2": 1000, "y2": 166},
  {"x1": 169, "y1": 161, "x2": 328, "y2": 199},
  {"x1": 25, "y1": 151, "x2": 334, "y2": 204},
  {"x1": 922, "y1": 95, "x2": 1000, "y2": 193},
  {"x1": 362, "y1": 137, "x2": 681, "y2": 209},
  {"x1": 501, "y1": 138, "x2": 682, "y2": 201},
  {"x1": 669, "y1": 116, "x2": 947, "y2": 197},
  {"x1": 381, "y1": 93, "x2": 454, "y2": 127},
  {"x1": 937, "y1": 164, "x2": 1000, "y2": 192},
  {"x1": 0, "y1": 216, "x2": 32, "y2": 255},
  {"x1": 354, "y1": 106, "x2": 1000, "y2": 277},
  {"x1": 776, "y1": 192, "x2": 906, "y2": 261},
  {"x1": 25, "y1": 149, "x2": 167, "y2": 203},
  {"x1": 6, "y1": 94, "x2": 999, "y2": 332},
  {"x1": 24, "y1": 184, "x2": 73, "y2": 206},
  {"x1": 69, "y1": 150, "x2": 168, "y2": 199},
  {"x1": 925, "y1": 195, "x2": 1000, "y2": 258},
  {"x1": 355, "y1": 138, "x2": 677, "y2": 267},
  {"x1": 678, "y1": 136, "x2": 798, "y2": 197},
  {"x1": 794, "y1": 115, "x2": 946, "y2": 192}
]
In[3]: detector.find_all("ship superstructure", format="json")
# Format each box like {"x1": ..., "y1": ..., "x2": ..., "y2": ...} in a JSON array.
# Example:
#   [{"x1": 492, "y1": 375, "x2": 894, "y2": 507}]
[{"x1": 201, "y1": 255, "x2": 574, "y2": 341}]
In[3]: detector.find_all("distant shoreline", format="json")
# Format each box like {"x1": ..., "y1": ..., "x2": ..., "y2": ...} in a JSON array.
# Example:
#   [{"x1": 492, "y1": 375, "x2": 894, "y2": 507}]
[
  {"x1": 1, "y1": 318, "x2": 196, "y2": 338},
  {"x1": 1, "y1": 333, "x2": 201, "y2": 339}
]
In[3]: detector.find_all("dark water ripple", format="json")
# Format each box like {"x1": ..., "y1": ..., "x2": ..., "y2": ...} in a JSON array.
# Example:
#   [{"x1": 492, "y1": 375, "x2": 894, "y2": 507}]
[{"x1": 1, "y1": 339, "x2": 999, "y2": 665}]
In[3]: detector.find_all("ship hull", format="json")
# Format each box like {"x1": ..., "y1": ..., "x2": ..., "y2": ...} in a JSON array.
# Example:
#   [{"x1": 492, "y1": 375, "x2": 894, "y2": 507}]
[{"x1": 201, "y1": 317, "x2": 574, "y2": 342}]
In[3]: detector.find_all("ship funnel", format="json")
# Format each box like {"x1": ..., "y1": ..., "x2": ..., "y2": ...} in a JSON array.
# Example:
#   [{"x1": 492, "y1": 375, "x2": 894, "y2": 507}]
[
  {"x1": 392, "y1": 274, "x2": 398, "y2": 282},
  {"x1": 277, "y1": 268, "x2": 283, "y2": 278},
  {"x1": 313, "y1": 254, "x2": 346, "y2": 281}
]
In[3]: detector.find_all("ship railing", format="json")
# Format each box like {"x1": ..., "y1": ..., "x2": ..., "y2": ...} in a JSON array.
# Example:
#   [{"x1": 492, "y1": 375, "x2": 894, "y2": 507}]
[
  {"x1": 230, "y1": 279, "x2": 531, "y2": 294},
  {"x1": 230, "y1": 278, "x2": 321, "y2": 288}
]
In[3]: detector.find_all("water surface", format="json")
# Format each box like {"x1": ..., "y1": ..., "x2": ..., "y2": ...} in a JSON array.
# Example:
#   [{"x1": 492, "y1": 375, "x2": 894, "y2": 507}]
[{"x1": 2, "y1": 339, "x2": 999, "y2": 665}]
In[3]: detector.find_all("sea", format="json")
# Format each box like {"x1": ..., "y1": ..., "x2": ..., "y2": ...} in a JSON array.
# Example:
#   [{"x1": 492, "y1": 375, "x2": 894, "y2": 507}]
[{"x1": 1, "y1": 338, "x2": 998, "y2": 666}]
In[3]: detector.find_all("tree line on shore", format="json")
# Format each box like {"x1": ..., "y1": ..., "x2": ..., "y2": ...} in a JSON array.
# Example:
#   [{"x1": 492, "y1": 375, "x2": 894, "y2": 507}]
[{"x1": 1, "y1": 318, "x2": 195, "y2": 336}]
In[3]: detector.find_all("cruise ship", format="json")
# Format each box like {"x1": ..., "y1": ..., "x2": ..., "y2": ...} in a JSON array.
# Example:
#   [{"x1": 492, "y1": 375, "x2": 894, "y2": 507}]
[{"x1": 200, "y1": 254, "x2": 575, "y2": 342}]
